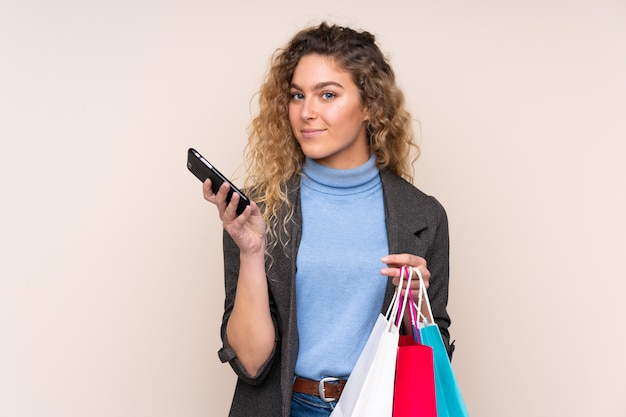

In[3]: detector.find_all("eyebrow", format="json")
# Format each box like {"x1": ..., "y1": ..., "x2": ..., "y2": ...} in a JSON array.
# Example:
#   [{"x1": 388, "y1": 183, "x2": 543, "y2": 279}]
[{"x1": 290, "y1": 81, "x2": 344, "y2": 90}]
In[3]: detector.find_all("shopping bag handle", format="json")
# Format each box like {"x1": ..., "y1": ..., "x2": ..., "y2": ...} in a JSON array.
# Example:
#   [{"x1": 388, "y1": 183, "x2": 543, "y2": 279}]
[
  {"x1": 411, "y1": 267, "x2": 435, "y2": 325},
  {"x1": 386, "y1": 266, "x2": 413, "y2": 333},
  {"x1": 400, "y1": 266, "x2": 427, "y2": 343},
  {"x1": 394, "y1": 266, "x2": 412, "y2": 327}
]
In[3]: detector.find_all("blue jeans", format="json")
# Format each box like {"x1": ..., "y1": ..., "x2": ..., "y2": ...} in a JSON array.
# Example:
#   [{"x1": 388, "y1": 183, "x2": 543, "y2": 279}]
[{"x1": 290, "y1": 392, "x2": 337, "y2": 417}]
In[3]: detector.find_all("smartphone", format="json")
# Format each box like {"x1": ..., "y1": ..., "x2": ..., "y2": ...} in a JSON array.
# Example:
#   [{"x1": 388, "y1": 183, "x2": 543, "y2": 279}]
[{"x1": 187, "y1": 147, "x2": 250, "y2": 215}]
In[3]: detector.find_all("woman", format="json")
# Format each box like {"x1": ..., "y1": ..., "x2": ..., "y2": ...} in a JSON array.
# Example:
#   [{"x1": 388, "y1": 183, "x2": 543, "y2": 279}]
[{"x1": 202, "y1": 22, "x2": 453, "y2": 417}]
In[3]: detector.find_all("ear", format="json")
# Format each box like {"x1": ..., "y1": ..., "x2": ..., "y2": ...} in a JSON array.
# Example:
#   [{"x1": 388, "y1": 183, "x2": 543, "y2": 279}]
[{"x1": 362, "y1": 104, "x2": 370, "y2": 122}]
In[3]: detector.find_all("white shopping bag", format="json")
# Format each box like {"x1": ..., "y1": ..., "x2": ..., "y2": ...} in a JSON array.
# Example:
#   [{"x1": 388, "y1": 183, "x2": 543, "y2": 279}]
[{"x1": 330, "y1": 267, "x2": 413, "y2": 417}]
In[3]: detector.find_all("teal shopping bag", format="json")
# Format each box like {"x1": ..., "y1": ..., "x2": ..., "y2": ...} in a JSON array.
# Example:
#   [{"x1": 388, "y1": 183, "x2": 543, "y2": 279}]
[
  {"x1": 419, "y1": 323, "x2": 469, "y2": 417},
  {"x1": 412, "y1": 268, "x2": 470, "y2": 417}
]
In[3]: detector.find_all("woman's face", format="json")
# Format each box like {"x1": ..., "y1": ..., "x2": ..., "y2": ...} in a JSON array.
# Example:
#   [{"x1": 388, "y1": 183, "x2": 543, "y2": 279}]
[{"x1": 288, "y1": 54, "x2": 370, "y2": 170}]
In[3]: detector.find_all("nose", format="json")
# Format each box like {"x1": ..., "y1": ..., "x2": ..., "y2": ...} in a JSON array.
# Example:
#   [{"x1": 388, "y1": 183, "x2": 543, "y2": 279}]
[{"x1": 300, "y1": 97, "x2": 316, "y2": 121}]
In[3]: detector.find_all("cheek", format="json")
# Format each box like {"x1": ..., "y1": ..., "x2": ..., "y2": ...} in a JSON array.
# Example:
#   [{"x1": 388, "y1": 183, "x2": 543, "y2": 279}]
[
  {"x1": 333, "y1": 106, "x2": 365, "y2": 131},
  {"x1": 288, "y1": 105, "x2": 299, "y2": 128},
  {"x1": 323, "y1": 105, "x2": 345, "y2": 125}
]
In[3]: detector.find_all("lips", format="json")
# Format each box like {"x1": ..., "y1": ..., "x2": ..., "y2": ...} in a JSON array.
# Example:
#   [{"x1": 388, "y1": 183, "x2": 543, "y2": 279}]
[{"x1": 300, "y1": 128, "x2": 325, "y2": 139}]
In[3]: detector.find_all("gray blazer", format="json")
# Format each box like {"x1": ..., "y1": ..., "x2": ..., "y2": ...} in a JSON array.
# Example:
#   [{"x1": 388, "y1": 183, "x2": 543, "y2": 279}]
[{"x1": 217, "y1": 169, "x2": 452, "y2": 417}]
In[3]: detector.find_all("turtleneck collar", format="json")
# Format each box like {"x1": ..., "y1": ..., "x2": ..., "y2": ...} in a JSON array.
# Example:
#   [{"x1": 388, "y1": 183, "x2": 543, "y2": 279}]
[{"x1": 301, "y1": 155, "x2": 380, "y2": 195}]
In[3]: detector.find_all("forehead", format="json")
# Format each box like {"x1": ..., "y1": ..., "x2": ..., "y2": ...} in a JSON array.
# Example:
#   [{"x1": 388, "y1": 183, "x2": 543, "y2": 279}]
[{"x1": 291, "y1": 54, "x2": 353, "y2": 86}]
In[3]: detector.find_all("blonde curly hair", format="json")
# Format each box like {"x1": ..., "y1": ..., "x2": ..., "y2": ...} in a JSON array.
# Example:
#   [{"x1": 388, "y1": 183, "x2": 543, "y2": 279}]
[{"x1": 244, "y1": 22, "x2": 419, "y2": 250}]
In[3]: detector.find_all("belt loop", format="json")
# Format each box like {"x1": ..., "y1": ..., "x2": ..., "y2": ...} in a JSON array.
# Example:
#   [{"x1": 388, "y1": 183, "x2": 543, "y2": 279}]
[{"x1": 318, "y1": 377, "x2": 340, "y2": 402}]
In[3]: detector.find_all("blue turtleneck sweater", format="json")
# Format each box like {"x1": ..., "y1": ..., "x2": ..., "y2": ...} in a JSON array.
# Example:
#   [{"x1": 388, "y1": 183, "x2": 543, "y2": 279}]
[{"x1": 294, "y1": 155, "x2": 389, "y2": 380}]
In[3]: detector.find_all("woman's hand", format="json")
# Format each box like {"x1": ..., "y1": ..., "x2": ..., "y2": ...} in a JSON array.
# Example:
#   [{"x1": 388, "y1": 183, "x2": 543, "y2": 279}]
[
  {"x1": 381, "y1": 254, "x2": 432, "y2": 330},
  {"x1": 202, "y1": 179, "x2": 266, "y2": 256},
  {"x1": 381, "y1": 253, "x2": 430, "y2": 300}
]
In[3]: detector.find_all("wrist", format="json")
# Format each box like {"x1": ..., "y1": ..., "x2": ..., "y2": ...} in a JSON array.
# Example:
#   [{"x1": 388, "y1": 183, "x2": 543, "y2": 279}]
[{"x1": 239, "y1": 241, "x2": 266, "y2": 261}]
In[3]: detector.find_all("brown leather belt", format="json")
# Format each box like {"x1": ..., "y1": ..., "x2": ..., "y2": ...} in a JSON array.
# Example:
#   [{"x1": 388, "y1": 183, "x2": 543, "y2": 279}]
[{"x1": 293, "y1": 377, "x2": 347, "y2": 402}]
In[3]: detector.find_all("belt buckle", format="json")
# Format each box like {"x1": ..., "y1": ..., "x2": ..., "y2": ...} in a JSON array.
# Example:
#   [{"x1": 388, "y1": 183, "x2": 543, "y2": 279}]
[{"x1": 318, "y1": 377, "x2": 340, "y2": 402}]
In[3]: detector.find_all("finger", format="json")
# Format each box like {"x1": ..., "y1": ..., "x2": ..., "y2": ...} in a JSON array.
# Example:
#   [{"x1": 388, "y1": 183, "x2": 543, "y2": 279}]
[
  {"x1": 215, "y1": 182, "x2": 232, "y2": 204},
  {"x1": 382, "y1": 254, "x2": 414, "y2": 266},
  {"x1": 213, "y1": 183, "x2": 241, "y2": 221},
  {"x1": 385, "y1": 267, "x2": 413, "y2": 286},
  {"x1": 224, "y1": 189, "x2": 241, "y2": 217},
  {"x1": 391, "y1": 274, "x2": 424, "y2": 289},
  {"x1": 202, "y1": 179, "x2": 215, "y2": 201},
  {"x1": 381, "y1": 263, "x2": 409, "y2": 277},
  {"x1": 410, "y1": 264, "x2": 431, "y2": 283},
  {"x1": 382, "y1": 255, "x2": 431, "y2": 287},
  {"x1": 381, "y1": 254, "x2": 427, "y2": 269},
  {"x1": 386, "y1": 266, "x2": 430, "y2": 290},
  {"x1": 225, "y1": 202, "x2": 250, "y2": 230},
  {"x1": 408, "y1": 275, "x2": 429, "y2": 291}
]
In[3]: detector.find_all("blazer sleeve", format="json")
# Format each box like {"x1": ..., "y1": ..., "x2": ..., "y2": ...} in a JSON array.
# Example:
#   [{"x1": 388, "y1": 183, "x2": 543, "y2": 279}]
[{"x1": 425, "y1": 196, "x2": 455, "y2": 360}]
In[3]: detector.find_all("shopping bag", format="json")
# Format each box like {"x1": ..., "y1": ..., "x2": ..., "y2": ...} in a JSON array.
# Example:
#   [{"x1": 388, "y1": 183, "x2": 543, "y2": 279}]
[
  {"x1": 331, "y1": 267, "x2": 413, "y2": 417},
  {"x1": 393, "y1": 272, "x2": 437, "y2": 417},
  {"x1": 416, "y1": 271, "x2": 470, "y2": 417}
]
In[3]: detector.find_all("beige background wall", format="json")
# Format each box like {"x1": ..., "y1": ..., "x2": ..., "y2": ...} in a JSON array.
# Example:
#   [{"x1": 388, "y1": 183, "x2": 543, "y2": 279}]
[{"x1": 1, "y1": 1, "x2": 625, "y2": 416}]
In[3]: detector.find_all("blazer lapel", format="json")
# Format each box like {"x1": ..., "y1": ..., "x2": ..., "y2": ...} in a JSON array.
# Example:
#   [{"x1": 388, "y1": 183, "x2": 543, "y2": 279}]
[{"x1": 381, "y1": 169, "x2": 429, "y2": 257}]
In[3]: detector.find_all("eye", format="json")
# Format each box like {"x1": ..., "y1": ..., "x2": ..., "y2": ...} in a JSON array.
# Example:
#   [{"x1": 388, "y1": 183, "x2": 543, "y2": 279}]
[
  {"x1": 322, "y1": 91, "x2": 336, "y2": 100},
  {"x1": 290, "y1": 92, "x2": 304, "y2": 101}
]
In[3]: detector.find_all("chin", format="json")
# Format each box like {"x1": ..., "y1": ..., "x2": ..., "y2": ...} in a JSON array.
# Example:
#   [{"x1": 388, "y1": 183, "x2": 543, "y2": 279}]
[{"x1": 300, "y1": 148, "x2": 330, "y2": 161}]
